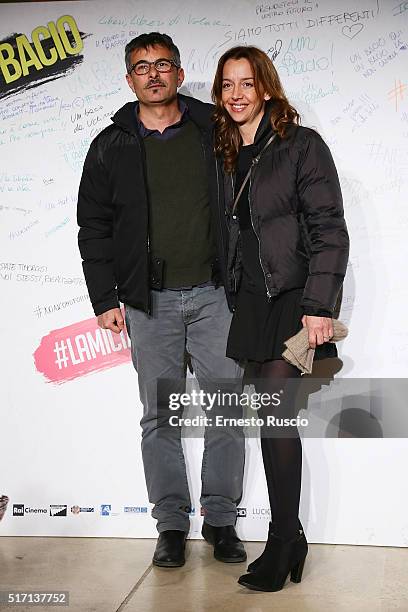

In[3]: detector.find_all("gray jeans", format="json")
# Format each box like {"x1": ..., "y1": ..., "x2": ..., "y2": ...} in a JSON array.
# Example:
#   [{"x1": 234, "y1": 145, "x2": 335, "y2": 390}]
[{"x1": 125, "y1": 285, "x2": 245, "y2": 533}]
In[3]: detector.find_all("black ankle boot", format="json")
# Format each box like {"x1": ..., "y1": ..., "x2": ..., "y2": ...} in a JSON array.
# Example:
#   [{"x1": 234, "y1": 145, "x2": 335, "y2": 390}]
[
  {"x1": 247, "y1": 522, "x2": 275, "y2": 573},
  {"x1": 247, "y1": 519, "x2": 304, "y2": 573},
  {"x1": 238, "y1": 526, "x2": 308, "y2": 592}
]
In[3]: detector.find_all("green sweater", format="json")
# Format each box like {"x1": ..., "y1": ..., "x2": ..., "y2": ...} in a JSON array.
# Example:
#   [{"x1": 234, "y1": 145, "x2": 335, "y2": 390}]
[{"x1": 144, "y1": 119, "x2": 215, "y2": 287}]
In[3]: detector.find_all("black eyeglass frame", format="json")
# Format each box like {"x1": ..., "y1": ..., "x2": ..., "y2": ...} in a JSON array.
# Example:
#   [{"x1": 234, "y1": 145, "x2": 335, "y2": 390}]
[{"x1": 128, "y1": 58, "x2": 181, "y2": 76}]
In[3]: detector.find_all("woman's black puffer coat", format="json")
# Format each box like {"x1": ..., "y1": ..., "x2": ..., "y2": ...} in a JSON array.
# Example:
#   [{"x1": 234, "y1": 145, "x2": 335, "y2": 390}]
[{"x1": 223, "y1": 108, "x2": 349, "y2": 317}]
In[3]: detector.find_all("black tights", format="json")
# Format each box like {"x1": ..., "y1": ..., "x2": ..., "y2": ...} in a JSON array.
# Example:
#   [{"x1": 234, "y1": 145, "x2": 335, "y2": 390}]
[{"x1": 247, "y1": 359, "x2": 302, "y2": 539}]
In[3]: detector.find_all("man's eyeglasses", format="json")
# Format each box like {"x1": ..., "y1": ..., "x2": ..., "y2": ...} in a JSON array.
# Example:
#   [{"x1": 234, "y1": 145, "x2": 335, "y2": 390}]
[{"x1": 129, "y1": 58, "x2": 180, "y2": 76}]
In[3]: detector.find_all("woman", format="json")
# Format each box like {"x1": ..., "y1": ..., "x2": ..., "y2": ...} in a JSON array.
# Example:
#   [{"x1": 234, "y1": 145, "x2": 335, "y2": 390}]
[{"x1": 211, "y1": 46, "x2": 349, "y2": 592}]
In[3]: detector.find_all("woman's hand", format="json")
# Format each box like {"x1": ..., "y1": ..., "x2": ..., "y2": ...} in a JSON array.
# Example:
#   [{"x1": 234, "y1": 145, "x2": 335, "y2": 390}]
[{"x1": 301, "y1": 315, "x2": 333, "y2": 349}]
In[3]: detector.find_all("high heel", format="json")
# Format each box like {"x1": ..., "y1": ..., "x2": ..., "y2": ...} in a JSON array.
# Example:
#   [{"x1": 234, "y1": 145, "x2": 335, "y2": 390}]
[
  {"x1": 290, "y1": 555, "x2": 306, "y2": 583},
  {"x1": 238, "y1": 527, "x2": 308, "y2": 592}
]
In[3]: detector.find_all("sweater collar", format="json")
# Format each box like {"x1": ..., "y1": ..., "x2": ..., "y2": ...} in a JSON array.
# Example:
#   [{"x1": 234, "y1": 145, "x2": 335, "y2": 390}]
[
  {"x1": 135, "y1": 99, "x2": 189, "y2": 138},
  {"x1": 111, "y1": 94, "x2": 211, "y2": 135}
]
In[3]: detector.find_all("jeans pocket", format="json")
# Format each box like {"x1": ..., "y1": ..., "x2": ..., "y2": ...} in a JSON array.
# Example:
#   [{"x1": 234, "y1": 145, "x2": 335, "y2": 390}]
[{"x1": 124, "y1": 305, "x2": 131, "y2": 339}]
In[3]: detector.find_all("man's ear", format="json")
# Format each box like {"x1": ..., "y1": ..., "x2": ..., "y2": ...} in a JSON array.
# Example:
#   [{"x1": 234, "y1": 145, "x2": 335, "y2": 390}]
[
  {"x1": 126, "y1": 73, "x2": 135, "y2": 94},
  {"x1": 177, "y1": 67, "x2": 185, "y2": 88}
]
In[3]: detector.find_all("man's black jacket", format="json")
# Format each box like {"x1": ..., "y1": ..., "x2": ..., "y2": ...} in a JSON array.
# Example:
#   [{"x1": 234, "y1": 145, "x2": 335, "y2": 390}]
[{"x1": 77, "y1": 94, "x2": 230, "y2": 316}]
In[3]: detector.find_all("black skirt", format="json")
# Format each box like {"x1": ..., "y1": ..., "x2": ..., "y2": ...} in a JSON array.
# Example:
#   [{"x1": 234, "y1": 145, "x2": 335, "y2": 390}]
[{"x1": 226, "y1": 286, "x2": 338, "y2": 363}]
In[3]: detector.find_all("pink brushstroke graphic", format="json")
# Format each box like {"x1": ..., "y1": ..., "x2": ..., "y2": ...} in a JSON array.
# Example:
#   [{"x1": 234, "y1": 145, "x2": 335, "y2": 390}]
[{"x1": 33, "y1": 313, "x2": 131, "y2": 384}]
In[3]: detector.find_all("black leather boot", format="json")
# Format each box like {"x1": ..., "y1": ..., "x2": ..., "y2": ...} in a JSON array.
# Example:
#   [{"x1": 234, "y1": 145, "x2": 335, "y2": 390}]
[
  {"x1": 247, "y1": 519, "x2": 304, "y2": 573},
  {"x1": 238, "y1": 526, "x2": 308, "y2": 591},
  {"x1": 152, "y1": 530, "x2": 187, "y2": 567},
  {"x1": 202, "y1": 522, "x2": 247, "y2": 563},
  {"x1": 247, "y1": 521, "x2": 275, "y2": 573}
]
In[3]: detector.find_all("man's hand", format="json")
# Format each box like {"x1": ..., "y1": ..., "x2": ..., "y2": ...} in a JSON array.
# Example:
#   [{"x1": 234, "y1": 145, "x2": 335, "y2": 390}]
[
  {"x1": 301, "y1": 315, "x2": 333, "y2": 349},
  {"x1": 97, "y1": 308, "x2": 124, "y2": 334}
]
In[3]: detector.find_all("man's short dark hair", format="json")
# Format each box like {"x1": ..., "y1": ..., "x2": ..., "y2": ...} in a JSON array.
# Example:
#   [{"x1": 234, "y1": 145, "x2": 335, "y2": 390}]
[{"x1": 125, "y1": 32, "x2": 181, "y2": 74}]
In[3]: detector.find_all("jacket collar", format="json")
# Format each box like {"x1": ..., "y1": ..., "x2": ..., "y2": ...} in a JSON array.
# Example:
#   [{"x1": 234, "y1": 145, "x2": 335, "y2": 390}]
[
  {"x1": 252, "y1": 100, "x2": 276, "y2": 153},
  {"x1": 111, "y1": 101, "x2": 139, "y2": 135}
]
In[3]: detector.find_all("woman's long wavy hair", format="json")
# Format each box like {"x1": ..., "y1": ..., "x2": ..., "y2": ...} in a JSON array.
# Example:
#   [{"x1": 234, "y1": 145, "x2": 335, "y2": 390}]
[{"x1": 212, "y1": 46, "x2": 300, "y2": 173}]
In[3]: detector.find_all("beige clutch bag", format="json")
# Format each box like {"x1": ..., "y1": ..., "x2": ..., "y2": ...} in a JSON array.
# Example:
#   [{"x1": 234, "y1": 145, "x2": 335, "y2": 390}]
[{"x1": 282, "y1": 319, "x2": 348, "y2": 374}]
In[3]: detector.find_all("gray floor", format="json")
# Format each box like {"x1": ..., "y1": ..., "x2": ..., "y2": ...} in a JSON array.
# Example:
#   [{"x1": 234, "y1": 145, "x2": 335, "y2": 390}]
[{"x1": 0, "y1": 537, "x2": 407, "y2": 611}]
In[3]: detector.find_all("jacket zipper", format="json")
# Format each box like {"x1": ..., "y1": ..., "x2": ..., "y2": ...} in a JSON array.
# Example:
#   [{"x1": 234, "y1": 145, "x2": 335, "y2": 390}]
[
  {"x1": 230, "y1": 174, "x2": 238, "y2": 293},
  {"x1": 213, "y1": 150, "x2": 228, "y2": 290},
  {"x1": 135, "y1": 132, "x2": 152, "y2": 315},
  {"x1": 248, "y1": 161, "x2": 272, "y2": 300}
]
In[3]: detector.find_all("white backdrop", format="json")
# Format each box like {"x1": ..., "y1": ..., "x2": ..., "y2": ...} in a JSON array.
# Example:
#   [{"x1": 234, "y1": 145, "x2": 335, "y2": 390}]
[{"x1": 1, "y1": 0, "x2": 408, "y2": 546}]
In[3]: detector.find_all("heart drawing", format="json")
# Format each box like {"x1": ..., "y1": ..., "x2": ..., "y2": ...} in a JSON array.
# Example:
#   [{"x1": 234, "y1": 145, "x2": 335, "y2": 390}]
[{"x1": 342, "y1": 24, "x2": 364, "y2": 39}]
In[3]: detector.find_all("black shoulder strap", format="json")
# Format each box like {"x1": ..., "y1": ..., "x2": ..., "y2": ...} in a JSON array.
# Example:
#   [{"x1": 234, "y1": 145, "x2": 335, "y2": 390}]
[{"x1": 230, "y1": 133, "x2": 277, "y2": 218}]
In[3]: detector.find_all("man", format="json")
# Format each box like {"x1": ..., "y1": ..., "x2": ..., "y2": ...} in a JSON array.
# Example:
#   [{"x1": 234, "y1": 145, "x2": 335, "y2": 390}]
[{"x1": 77, "y1": 32, "x2": 246, "y2": 567}]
